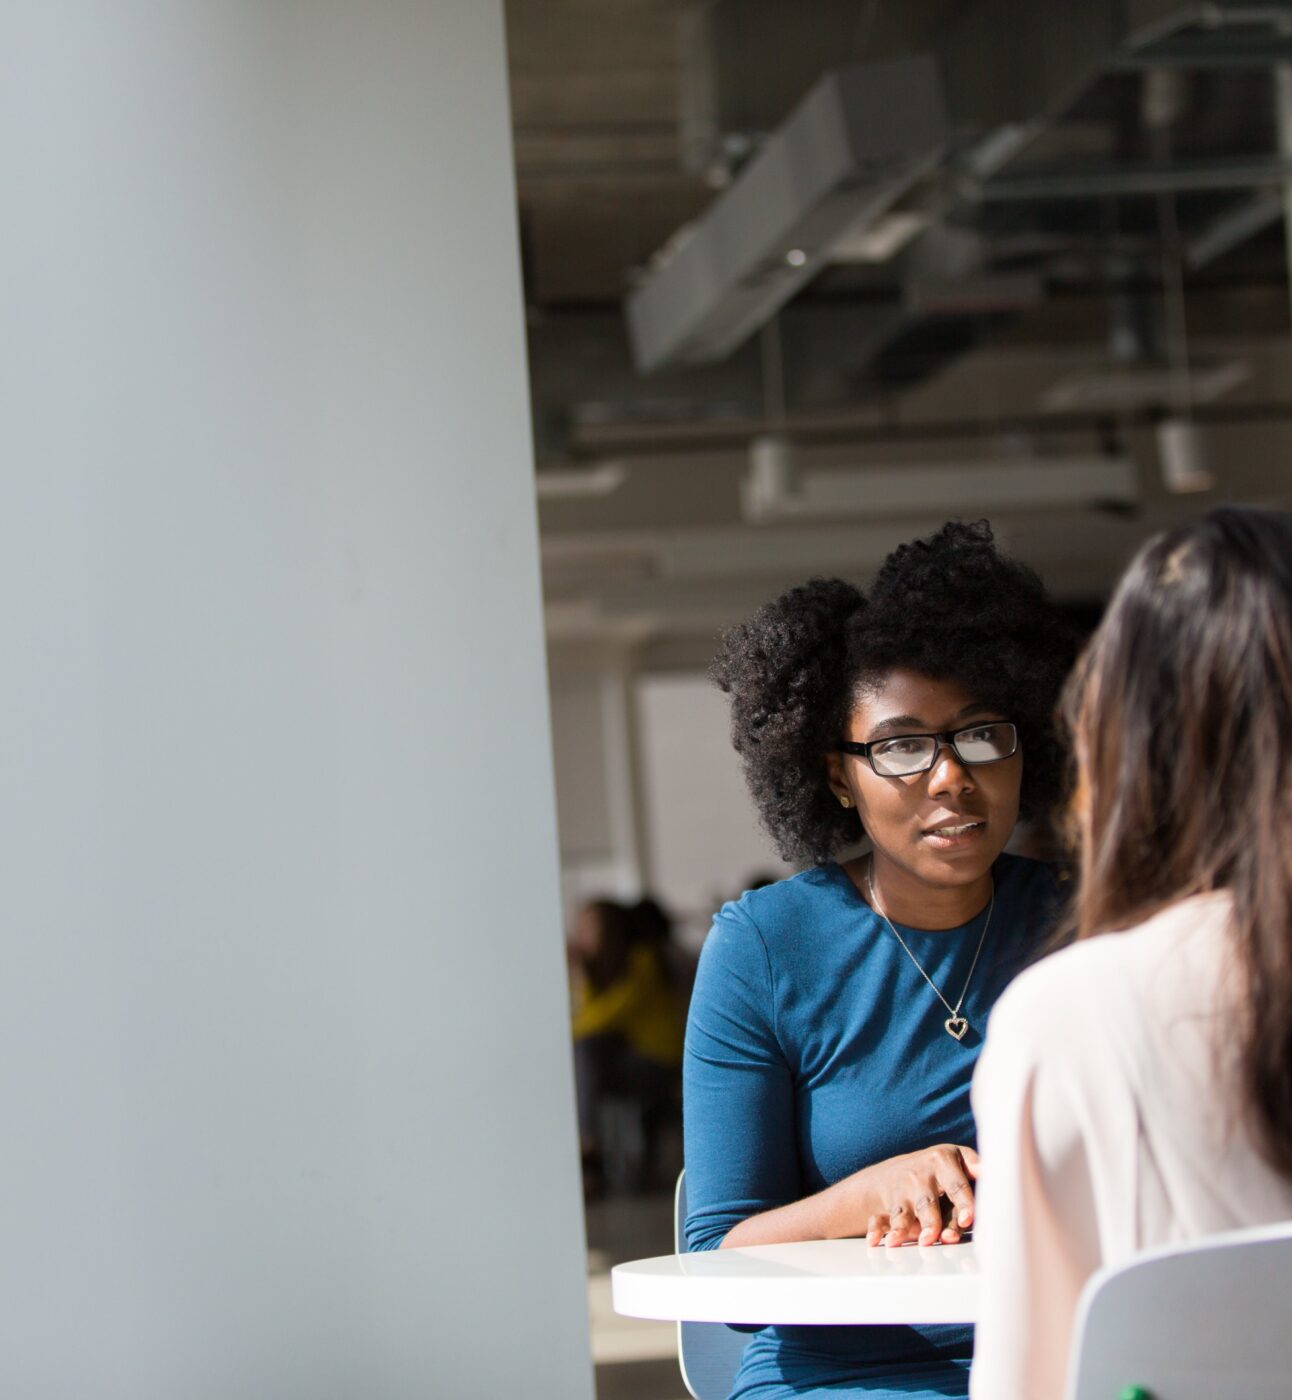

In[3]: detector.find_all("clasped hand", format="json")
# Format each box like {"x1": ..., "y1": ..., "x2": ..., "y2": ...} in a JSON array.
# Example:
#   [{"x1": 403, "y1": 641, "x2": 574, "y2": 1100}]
[{"x1": 846, "y1": 1143, "x2": 979, "y2": 1248}]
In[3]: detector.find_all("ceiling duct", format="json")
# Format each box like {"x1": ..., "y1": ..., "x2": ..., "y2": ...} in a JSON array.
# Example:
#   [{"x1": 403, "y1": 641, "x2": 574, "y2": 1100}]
[
  {"x1": 742, "y1": 453, "x2": 1139, "y2": 523},
  {"x1": 625, "y1": 56, "x2": 947, "y2": 373},
  {"x1": 676, "y1": 0, "x2": 1216, "y2": 182}
]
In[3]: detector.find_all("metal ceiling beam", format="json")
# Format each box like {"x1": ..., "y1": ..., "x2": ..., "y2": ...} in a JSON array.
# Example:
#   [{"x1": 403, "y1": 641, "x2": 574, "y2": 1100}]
[
  {"x1": 974, "y1": 156, "x2": 1292, "y2": 200},
  {"x1": 1113, "y1": 35, "x2": 1292, "y2": 66},
  {"x1": 1187, "y1": 190, "x2": 1284, "y2": 266},
  {"x1": 568, "y1": 396, "x2": 1292, "y2": 458}
]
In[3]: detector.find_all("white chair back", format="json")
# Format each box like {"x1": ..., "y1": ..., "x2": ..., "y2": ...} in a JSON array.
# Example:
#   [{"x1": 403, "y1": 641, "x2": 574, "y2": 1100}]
[{"x1": 1067, "y1": 1220, "x2": 1292, "y2": 1400}]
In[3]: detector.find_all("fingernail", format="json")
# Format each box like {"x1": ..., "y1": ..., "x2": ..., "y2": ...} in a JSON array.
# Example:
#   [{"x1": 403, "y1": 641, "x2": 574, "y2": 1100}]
[{"x1": 958, "y1": 1209, "x2": 972, "y2": 1226}]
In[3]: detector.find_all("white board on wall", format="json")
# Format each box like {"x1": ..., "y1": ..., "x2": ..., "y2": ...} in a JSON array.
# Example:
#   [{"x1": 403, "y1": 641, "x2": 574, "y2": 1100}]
[
  {"x1": 635, "y1": 673, "x2": 789, "y2": 944},
  {"x1": 551, "y1": 672, "x2": 615, "y2": 859}
]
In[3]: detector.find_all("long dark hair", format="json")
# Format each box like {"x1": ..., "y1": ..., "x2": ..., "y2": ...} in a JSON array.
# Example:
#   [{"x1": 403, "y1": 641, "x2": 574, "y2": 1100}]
[{"x1": 1061, "y1": 507, "x2": 1292, "y2": 1175}]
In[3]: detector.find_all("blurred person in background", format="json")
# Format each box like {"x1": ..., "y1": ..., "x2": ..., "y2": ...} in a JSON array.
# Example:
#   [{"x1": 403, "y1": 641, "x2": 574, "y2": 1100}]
[
  {"x1": 570, "y1": 897, "x2": 684, "y2": 1197},
  {"x1": 628, "y1": 895, "x2": 692, "y2": 999},
  {"x1": 687, "y1": 521, "x2": 1076, "y2": 1399},
  {"x1": 971, "y1": 508, "x2": 1292, "y2": 1399}
]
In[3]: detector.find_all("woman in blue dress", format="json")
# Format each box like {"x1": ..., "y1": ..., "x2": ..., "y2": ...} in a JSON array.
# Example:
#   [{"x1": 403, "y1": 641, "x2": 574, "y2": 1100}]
[{"x1": 684, "y1": 521, "x2": 1076, "y2": 1399}]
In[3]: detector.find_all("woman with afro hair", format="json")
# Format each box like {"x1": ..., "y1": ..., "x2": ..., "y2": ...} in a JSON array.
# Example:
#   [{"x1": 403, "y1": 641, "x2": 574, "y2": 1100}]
[{"x1": 683, "y1": 520, "x2": 1076, "y2": 1400}]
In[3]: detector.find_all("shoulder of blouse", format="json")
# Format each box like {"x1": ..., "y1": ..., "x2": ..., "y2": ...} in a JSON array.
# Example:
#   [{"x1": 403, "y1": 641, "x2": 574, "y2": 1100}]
[{"x1": 987, "y1": 891, "x2": 1232, "y2": 1054}]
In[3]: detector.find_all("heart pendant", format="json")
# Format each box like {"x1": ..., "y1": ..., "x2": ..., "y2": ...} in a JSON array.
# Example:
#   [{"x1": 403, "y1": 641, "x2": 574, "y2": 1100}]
[{"x1": 945, "y1": 1015, "x2": 969, "y2": 1042}]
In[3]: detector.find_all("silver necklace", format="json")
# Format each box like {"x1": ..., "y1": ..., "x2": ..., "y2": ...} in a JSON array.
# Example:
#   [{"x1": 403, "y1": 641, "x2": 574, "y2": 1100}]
[{"x1": 865, "y1": 856, "x2": 993, "y2": 1042}]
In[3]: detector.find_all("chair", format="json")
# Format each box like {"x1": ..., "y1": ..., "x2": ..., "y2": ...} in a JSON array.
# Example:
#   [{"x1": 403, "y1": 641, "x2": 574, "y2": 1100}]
[
  {"x1": 675, "y1": 1170, "x2": 754, "y2": 1400},
  {"x1": 1067, "y1": 1220, "x2": 1292, "y2": 1400},
  {"x1": 600, "y1": 1077, "x2": 682, "y2": 1194}
]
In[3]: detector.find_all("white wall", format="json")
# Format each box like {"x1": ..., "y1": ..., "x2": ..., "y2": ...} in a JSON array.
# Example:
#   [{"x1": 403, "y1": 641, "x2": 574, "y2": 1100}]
[
  {"x1": 549, "y1": 646, "x2": 649, "y2": 916},
  {"x1": 0, "y1": 4, "x2": 592, "y2": 1397},
  {"x1": 546, "y1": 656, "x2": 792, "y2": 946},
  {"x1": 635, "y1": 674, "x2": 789, "y2": 945}
]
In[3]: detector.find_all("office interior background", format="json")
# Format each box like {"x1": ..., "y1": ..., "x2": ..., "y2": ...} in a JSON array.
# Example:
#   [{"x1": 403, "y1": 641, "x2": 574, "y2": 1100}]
[
  {"x1": 6, "y1": 2, "x2": 1292, "y2": 1398},
  {"x1": 525, "y1": 0, "x2": 1292, "y2": 932},
  {"x1": 517, "y1": 3, "x2": 1292, "y2": 1396}
]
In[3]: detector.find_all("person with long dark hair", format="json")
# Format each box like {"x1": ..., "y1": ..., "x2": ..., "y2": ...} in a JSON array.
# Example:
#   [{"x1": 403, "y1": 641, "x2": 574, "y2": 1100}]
[
  {"x1": 970, "y1": 507, "x2": 1292, "y2": 1400},
  {"x1": 686, "y1": 521, "x2": 1076, "y2": 1399}
]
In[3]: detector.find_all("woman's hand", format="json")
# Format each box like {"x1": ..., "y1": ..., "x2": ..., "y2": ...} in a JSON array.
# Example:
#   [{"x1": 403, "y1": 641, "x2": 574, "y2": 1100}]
[
  {"x1": 718, "y1": 1142, "x2": 979, "y2": 1249},
  {"x1": 852, "y1": 1143, "x2": 979, "y2": 1248}
]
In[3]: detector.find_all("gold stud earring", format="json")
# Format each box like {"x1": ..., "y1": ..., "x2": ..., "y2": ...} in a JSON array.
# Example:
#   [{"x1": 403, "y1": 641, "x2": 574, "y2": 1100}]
[{"x1": 838, "y1": 793, "x2": 852, "y2": 809}]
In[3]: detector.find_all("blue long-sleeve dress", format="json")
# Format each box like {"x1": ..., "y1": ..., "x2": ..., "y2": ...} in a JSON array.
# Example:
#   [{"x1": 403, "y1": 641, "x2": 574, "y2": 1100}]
[{"x1": 682, "y1": 854, "x2": 1060, "y2": 1399}]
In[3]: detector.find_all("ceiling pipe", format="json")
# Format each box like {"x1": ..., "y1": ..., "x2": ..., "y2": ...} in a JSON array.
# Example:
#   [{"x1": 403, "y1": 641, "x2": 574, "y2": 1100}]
[{"x1": 564, "y1": 391, "x2": 1292, "y2": 458}]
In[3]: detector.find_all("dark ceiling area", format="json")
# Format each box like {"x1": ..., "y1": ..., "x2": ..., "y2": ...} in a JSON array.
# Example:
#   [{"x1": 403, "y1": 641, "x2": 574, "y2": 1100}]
[{"x1": 505, "y1": 0, "x2": 1292, "y2": 652}]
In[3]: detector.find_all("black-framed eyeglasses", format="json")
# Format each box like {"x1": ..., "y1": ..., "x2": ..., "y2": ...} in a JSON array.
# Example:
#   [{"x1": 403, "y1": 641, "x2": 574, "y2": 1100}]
[{"x1": 837, "y1": 721, "x2": 1018, "y2": 778}]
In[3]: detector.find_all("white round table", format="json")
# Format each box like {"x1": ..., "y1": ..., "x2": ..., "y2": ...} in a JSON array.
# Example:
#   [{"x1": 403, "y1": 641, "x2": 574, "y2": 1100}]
[{"x1": 612, "y1": 1239, "x2": 980, "y2": 1326}]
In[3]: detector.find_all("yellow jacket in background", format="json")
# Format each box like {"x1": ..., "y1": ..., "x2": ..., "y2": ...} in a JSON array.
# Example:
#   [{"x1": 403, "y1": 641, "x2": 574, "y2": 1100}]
[{"x1": 571, "y1": 944, "x2": 683, "y2": 1066}]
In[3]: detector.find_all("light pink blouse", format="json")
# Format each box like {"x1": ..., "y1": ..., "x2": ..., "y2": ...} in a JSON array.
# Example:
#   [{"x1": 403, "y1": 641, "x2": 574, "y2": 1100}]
[{"x1": 970, "y1": 893, "x2": 1292, "y2": 1400}]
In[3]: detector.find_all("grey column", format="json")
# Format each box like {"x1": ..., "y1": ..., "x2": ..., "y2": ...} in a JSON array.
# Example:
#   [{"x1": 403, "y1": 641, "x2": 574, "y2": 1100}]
[{"x1": 0, "y1": 3, "x2": 592, "y2": 1396}]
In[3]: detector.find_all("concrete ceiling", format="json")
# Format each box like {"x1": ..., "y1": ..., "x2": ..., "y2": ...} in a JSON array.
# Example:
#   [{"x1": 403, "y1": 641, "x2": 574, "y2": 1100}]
[
  {"x1": 506, "y1": 0, "x2": 708, "y2": 304},
  {"x1": 504, "y1": 0, "x2": 1292, "y2": 655}
]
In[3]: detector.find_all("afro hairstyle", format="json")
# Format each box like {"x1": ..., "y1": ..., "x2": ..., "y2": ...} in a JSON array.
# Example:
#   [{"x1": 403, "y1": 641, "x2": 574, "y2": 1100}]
[{"x1": 709, "y1": 520, "x2": 1078, "y2": 863}]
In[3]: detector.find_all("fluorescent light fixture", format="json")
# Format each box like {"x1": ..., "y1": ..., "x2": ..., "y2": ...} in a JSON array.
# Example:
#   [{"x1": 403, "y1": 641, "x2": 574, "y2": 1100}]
[
  {"x1": 743, "y1": 434, "x2": 799, "y2": 518},
  {"x1": 1042, "y1": 360, "x2": 1249, "y2": 413},
  {"x1": 1156, "y1": 418, "x2": 1215, "y2": 493},
  {"x1": 832, "y1": 211, "x2": 929, "y2": 264},
  {"x1": 535, "y1": 463, "x2": 629, "y2": 500},
  {"x1": 742, "y1": 455, "x2": 1138, "y2": 523}
]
